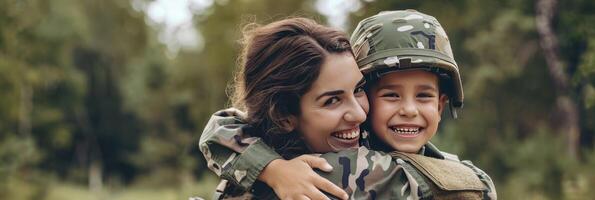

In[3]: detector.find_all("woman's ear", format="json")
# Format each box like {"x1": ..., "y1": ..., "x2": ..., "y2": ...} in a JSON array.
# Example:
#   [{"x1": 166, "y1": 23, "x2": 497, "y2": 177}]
[
  {"x1": 280, "y1": 115, "x2": 298, "y2": 132},
  {"x1": 438, "y1": 94, "x2": 448, "y2": 114}
]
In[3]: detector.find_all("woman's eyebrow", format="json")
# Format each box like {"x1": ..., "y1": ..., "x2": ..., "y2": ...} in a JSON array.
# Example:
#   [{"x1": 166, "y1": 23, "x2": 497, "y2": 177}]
[
  {"x1": 356, "y1": 77, "x2": 366, "y2": 87},
  {"x1": 316, "y1": 90, "x2": 344, "y2": 101}
]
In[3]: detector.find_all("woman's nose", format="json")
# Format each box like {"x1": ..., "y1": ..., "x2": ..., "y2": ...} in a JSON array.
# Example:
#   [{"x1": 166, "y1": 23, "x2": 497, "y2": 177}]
[{"x1": 344, "y1": 97, "x2": 367, "y2": 123}]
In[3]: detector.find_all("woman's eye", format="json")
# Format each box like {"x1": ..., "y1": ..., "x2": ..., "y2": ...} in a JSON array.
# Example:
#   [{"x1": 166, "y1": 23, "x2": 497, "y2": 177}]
[
  {"x1": 354, "y1": 86, "x2": 365, "y2": 94},
  {"x1": 324, "y1": 97, "x2": 340, "y2": 106}
]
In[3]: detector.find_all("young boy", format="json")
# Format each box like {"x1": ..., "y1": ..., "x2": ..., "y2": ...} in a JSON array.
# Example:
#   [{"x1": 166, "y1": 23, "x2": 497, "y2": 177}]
[{"x1": 200, "y1": 10, "x2": 496, "y2": 199}]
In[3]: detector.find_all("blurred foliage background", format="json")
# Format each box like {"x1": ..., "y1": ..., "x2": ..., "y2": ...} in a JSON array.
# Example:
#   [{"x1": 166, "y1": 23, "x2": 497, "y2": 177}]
[{"x1": 0, "y1": 0, "x2": 593, "y2": 199}]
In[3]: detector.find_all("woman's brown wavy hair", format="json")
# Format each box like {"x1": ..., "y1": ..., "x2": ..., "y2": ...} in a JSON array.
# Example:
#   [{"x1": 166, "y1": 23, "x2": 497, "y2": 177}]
[{"x1": 231, "y1": 18, "x2": 353, "y2": 158}]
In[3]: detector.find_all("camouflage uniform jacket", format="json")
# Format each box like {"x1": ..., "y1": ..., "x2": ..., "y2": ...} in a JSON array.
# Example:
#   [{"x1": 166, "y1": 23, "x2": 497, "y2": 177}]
[
  {"x1": 199, "y1": 108, "x2": 497, "y2": 199},
  {"x1": 316, "y1": 145, "x2": 497, "y2": 199},
  {"x1": 199, "y1": 108, "x2": 282, "y2": 192}
]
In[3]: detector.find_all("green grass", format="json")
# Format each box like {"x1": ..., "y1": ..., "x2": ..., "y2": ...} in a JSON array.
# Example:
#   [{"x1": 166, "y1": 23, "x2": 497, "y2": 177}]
[{"x1": 2, "y1": 173, "x2": 219, "y2": 200}]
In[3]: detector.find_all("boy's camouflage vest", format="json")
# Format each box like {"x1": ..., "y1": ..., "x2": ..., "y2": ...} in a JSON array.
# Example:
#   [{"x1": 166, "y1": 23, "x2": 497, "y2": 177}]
[{"x1": 390, "y1": 151, "x2": 494, "y2": 200}]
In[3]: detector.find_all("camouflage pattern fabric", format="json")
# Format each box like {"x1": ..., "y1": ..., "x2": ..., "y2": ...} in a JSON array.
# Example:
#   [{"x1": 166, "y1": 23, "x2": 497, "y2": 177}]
[
  {"x1": 199, "y1": 108, "x2": 282, "y2": 191},
  {"x1": 201, "y1": 109, "x2": 496, "y2": 200},
  {"x1": 213, "y1": 144, "x2": 497, "y2": 200},
  {"x1": 316, "y1": 145, "x2": 497, "y2": 200},
  {"x1": 351, "y1": 9, "x2": 464, "y2": 112}
]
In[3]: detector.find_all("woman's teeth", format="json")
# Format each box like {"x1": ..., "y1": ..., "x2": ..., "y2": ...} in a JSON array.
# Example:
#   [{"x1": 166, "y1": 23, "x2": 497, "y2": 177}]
[
  {"x1": 333, "y1": 129, "x2": 359, "y2": 139},
  {"x1": 391, "y1": 127, "x2": 421, "y2": 135}
]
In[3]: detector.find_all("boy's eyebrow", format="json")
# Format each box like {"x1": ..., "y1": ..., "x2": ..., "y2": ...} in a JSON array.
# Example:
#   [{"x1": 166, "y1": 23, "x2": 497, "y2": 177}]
[
  {"x1": 376, "y1": 84, "x2": 437, "y2": 91},
  {"x1": 316, "y1": 90, "x2": 345, "y2": 101},
  {"x1": 418, "y1": 84, "x2": 438, "y2": 90},
  {"x1": 377, "y1": 84, "x2": 402, "y2": 90}
]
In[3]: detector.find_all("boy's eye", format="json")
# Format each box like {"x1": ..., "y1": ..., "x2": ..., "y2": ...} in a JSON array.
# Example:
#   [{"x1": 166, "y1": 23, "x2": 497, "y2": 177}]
[
  {"x1": 324, "y1": 97, "x2": 340, "y2": 106},
  {"x1": 381, "y1": 92, "x2": 399, "y2": 98},
  {"x1": 417, "y1": 92, "x2": 435, "y2": 98}
]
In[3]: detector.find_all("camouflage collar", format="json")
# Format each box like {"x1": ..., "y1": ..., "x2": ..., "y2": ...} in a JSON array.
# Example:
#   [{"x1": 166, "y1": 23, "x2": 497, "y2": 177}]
[{"x1": 420, "y1": 142, "x2": 446, "y2": 159}]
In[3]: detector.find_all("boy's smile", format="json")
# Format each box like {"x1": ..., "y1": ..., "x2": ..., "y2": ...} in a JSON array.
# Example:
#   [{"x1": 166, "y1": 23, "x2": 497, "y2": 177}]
[
  {"x1": 390, "y1": 125, "x2": 423, "y2": 138},
  {"x1": 369, "y1": 70, "x2": 447, "y2": 153}
]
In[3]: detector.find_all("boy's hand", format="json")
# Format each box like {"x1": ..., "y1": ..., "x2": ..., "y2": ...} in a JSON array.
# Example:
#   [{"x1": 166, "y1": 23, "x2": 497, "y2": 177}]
[{"x1": 259, "y1": 155, "x2": 348, "y2": 200}]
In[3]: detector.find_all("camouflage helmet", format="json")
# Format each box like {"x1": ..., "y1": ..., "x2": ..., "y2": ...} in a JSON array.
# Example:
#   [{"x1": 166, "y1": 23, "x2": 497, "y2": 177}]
[{"x1": 351, "y1": 9, "x2": 463, "y2": 116}]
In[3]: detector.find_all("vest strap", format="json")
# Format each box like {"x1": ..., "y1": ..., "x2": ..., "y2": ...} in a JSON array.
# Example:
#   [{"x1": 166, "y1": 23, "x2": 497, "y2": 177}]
[{"x1": 390, "y1": 152, "x2": 486, "y2": 191}]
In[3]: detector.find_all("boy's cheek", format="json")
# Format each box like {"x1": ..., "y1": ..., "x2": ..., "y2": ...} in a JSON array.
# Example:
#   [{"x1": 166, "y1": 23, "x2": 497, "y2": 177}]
[{"x1": 356, "y1": 95, "x2": 370, "y2": 114}]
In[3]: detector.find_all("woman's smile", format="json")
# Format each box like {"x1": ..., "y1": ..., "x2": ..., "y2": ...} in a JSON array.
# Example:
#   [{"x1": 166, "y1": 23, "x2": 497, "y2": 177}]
[
  {"x1": 327, "y1": 126, "x2": 360, "y2": 150},
  {"x1": 297, "y1": 53, "x2": 368, "y2": 153}
]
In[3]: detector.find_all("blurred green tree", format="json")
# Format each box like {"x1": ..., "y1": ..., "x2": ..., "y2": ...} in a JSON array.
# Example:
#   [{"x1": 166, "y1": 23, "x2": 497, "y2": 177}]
[{"x1": 0, "y1": 0, "x2": 593, "y2": 199}]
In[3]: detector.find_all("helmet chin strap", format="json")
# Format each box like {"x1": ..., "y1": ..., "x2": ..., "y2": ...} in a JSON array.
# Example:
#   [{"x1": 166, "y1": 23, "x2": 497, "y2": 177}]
[{"x1": 449, "y1": 101, "x2": 458, "y2": 119}]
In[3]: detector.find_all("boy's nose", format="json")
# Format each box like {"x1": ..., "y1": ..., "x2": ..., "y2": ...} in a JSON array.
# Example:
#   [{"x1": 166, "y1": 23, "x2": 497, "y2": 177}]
[{"x1": 399, "y1": 101, "x2": 419, "y2": 118}]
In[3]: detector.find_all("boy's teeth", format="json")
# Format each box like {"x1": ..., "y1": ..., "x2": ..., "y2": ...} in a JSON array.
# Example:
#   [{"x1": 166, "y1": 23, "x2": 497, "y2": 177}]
[{"x1": 391, "y1": 127, "x2": 421, "y2": 135}]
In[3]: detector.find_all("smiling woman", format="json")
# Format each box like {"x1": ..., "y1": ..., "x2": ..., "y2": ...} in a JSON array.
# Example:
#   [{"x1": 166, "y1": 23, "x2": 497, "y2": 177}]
[
  {"x1": 296, "y1": 53, "x2": 368, "y2": 153},
  {"x1": 199, "y1": 17, "x2": 368, "y2": 199},
  {"x1": 231, "y1": 18, "x2": 368, "y2": 158}
]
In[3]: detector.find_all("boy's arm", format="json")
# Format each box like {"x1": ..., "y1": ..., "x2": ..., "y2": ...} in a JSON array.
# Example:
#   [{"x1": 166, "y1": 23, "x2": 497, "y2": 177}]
[{"x1": 199, "y1": 108, "x2": 282, "y2": 190}]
